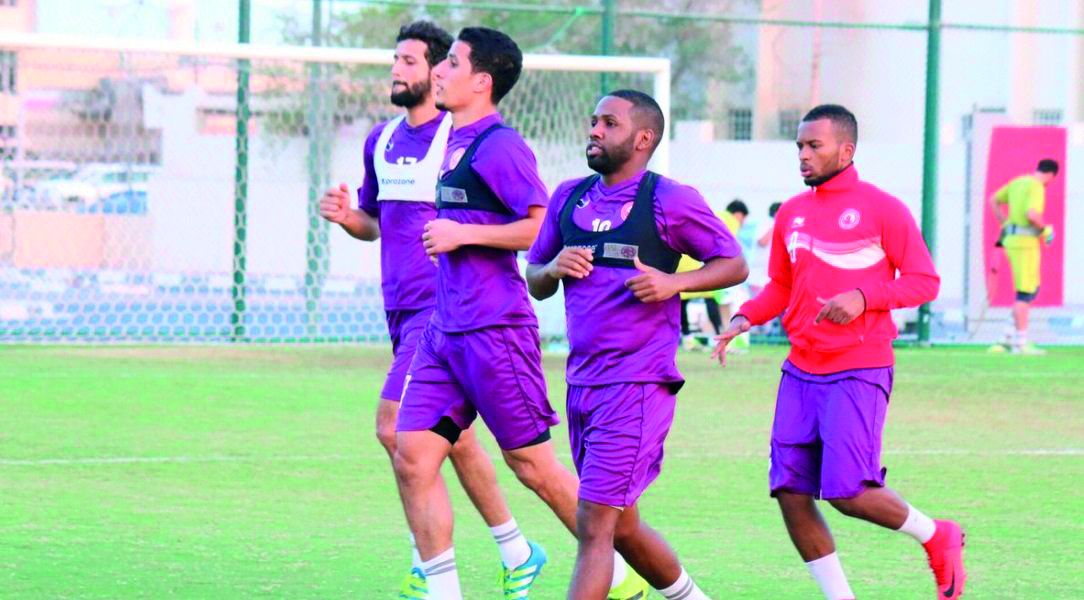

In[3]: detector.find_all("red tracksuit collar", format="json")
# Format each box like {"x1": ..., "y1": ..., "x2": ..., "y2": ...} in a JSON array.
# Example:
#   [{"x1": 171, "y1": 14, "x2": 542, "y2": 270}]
[{"x1": 811, "y1": 163, "x2": 858, "y2": 192}]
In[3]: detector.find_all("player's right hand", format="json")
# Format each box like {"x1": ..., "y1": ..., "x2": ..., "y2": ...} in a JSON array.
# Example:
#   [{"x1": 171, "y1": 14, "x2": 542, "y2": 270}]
[
  {"x1": 712, "y1": 315, "x2": 751, "y2": 366},
  {"x1": 319, "y1": 183, "x2": 352, "y2": 224},
  {"x1": 547, "y1": 246, "x2": 594, "y2": 280},
  {"x1": 1041, "y1": 225, "x2": 1055, "y2": 245}
]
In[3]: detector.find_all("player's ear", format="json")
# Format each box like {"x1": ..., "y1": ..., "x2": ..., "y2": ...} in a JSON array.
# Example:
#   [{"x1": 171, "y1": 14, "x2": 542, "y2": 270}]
[
  {"x1": 637, "y1": 128, "x2": 655, "y2": 152},
  {"x1": 474, "y1": 71, "x2": 492, "y2": 96},
  {"x1": 840, "y1": 141, "x2": 856, "y2": 164}
]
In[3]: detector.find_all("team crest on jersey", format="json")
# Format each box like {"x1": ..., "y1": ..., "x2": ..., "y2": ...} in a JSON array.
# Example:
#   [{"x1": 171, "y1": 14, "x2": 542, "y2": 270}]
[
  {"x1": 792, "y1": 216, "x2": 805, "y2": 228},
  {"x1": 838, "y1": 209, "x2": 860, "y2": 230},
  {"x1": 447, "y1": 148, "x2": 465, "y2": 171},
  {"x1": 440, "y1": 187, "x2": 468, "y2": 204}
]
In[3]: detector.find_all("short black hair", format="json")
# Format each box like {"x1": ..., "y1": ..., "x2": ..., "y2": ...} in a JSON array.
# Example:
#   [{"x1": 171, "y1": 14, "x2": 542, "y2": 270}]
[
  {"x1": 607, "y1": 89, "x2": 665, "y2": 152},
  {"x1": 457, "y1": 27, "x2": 522, "y2": 104},
  {"x1": 726, "y1": 199, "x2": 749, "y2": 217},
  {"x1": 1037, "y1": 159, "x2": 1060, "y2": 175},
  {"x1": 769, "y1": 202, "x2": 782, "y2": 218},
  {"x1": 801, "y1": 104, "x2": 858, "y2": 144},
  {"x1": 396, "y1": 21, "x2": 453, "y2": 68}
]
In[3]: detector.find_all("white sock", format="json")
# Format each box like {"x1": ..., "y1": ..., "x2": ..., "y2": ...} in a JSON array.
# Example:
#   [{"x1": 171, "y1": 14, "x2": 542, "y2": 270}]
[
  {"x1": 657, "y1": 567, "x2": 711, "y2": 599},
  {"x1": 489, "y1": 518, "x2": 532, "y2": 568},
  {"x1": 610, "y1": 551, "x2": 628, "y2": 588},
  {"x1": 409, "y1": 533, "x2": 422, "y2": 569},
  {"x1": 1015, "y1": 329, "x2": 1027, "y2": 348},
  {"x1": 806, "y1": 553, "x2": 854, "y2": 600},
  {"x1": 897, "y1": 504, "x2": 937, "y2": 544},
  {"x1": 422, "y1": 547, "x2": 462, "y2": 600}
]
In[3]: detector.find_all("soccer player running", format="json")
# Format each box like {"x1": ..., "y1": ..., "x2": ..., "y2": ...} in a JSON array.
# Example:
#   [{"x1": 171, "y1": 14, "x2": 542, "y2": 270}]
[
  {"x1": 713, "y1": 105, "x2": 967, "y2": 600},
  {"x1": 392, "y1": 27, "x2": 646, "y2": 600},
  {"x1": 527, "y1": 90, "x2": 748, "y2": 600},
  {"x1": 986, "y1": 159, "x2": 1059, "y2": 354},
  {"x1": 318, "y1": 22, "x2": 530, "y2": 599}
]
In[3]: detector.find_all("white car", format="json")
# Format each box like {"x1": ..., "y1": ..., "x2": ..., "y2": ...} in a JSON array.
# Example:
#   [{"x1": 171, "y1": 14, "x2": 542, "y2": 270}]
[
  {"x1": 0, "y1": 173, "x2": 12, "y2": 201},
  {"x1": 36, "y1": 164, "x2": 156, "y2": 208}
]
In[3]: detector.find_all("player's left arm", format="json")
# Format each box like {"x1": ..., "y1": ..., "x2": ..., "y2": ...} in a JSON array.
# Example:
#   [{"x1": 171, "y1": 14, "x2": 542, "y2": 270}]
[
  {"x1": 423, "y1": 206, "x2": 545, "y2": 255},
  {"x1": 626, "y1": 185, "x2": 747, "y2": 303},
  {"x1": 423, "y1": 129, "x2": 549, "y2": 255},
  {"x1": 626, "y1": 254, "x2": 748, "y2": 303},
  {"x1": 856, "y1": 198, "x2": 940, "y2": 311},
  {"x1": 1027, "y1": 180, "x2": 1046, "y2": 230}
]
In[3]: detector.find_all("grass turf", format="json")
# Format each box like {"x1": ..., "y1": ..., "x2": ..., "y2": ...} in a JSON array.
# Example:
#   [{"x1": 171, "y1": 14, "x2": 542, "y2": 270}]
[{"x1": 0, "y1": 344, "x2": 1081, "y2": 599}]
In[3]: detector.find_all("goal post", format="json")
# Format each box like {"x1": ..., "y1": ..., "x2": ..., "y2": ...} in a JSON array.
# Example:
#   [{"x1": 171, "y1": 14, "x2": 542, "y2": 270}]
[{"x1": 0, "y1": 32, "x2": 671, "y2": 343}]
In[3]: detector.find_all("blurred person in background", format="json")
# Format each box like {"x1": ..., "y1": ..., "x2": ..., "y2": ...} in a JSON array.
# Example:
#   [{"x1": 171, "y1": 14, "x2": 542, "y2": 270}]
[{"x1": 986, "y1": 158, "x2": 1059, "y2": 355}]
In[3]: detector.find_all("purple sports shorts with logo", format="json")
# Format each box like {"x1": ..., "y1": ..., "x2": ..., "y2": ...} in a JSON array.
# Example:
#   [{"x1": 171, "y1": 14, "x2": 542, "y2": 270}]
[
  {"x1": 380, "y1": 308, "x2": 434, "y2": 402},
  {"x1": 770, "y1": 360, "x2": 894, "y2": 499},
  {"x1": 396, "y1": 321, "x2": 558, "y2": 450},
  {"x1": 567, "y1": 382, "x2": 677, "y2": 507}
]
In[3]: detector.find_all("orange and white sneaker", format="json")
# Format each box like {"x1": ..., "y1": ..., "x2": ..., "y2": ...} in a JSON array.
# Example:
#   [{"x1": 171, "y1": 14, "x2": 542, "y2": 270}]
[{"x1": 923, "y1": 519, "x2": 967, "y2": 599}]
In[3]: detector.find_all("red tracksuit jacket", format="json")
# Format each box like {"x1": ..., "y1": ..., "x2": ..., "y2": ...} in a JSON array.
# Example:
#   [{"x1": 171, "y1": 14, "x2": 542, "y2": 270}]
[{"x1": 737, "y1": 165, "x2": 940, "y2": 374}]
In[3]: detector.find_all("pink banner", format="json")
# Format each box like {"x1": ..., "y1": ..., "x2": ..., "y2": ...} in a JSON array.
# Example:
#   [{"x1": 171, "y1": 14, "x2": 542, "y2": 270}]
[{"x1": 983, "y1": 126, "x2": 1066, "y2": 307}]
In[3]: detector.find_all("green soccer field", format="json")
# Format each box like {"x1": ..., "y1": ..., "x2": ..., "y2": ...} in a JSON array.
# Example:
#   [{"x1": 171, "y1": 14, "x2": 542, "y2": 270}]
[{"x1": 1, "y1": 345, "x2": 1081, "y2": 599}]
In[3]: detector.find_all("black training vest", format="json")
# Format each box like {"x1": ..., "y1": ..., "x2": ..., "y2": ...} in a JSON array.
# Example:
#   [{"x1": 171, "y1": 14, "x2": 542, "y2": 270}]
[
  {"x1": 435, "y1": 123, "x2": 514, "y2": 216},
  {"x1": 558, "y1": 171, "x2": 680, "y2": 273}
]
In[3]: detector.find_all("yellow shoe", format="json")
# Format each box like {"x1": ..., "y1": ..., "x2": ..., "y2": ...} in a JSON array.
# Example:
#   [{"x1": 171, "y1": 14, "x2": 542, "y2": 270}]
[
  {"x1": 1013, "y1": 342, "x2": 1046, "y2": 355},
  {"x1": 986, "y1": 343, "x2": 1009, "y2": 353},
  {"x1": 500, "y1": 541, "x2": 546, "y2": 599},
  {"x1": 608, "y1": 568, "x2": 649, "y2": 599},
  {"x1": 399, "y1": 568, "x2": 427, "y2": 599}
]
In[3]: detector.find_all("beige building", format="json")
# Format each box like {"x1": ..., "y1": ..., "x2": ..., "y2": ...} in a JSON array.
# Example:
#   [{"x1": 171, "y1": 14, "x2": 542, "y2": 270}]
[{"x1": 750, "y1": 0, "x2": 1084, "y2": 144}]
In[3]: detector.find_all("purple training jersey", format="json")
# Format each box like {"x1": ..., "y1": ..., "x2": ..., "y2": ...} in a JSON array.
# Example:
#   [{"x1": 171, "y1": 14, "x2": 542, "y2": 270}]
[
  {"x1": 358, "y1": 114, "x2": 446, "y2": 311},
  {"x1": 528, "y1": 170, "x2": 741, "y2": 386},
  {"x1": 430, "y1": 113, "x2": 548, "y2": 332}
]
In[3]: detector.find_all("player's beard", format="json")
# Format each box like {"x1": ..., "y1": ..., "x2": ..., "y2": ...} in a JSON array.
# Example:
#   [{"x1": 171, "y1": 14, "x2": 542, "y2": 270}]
[
  {"x1": 390, "y1": 78, "x2": 431, "y2": 109},
  {"x1": 587, "y1": 135, "x2": 635, "y2": 176},
  {"x1": 803, "y1": 160, "x2": 851, "y2": 187}
]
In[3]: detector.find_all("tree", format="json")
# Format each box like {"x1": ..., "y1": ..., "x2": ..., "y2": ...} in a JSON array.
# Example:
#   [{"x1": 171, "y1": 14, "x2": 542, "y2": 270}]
[{"x1": 271, "y1": 0, "x2": 758, "y2": 129}]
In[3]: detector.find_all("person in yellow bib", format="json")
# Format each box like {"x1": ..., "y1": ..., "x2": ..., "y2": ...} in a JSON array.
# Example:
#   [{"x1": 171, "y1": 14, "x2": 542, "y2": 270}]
[
  {"x1": 679, "y1": 200, "x2": 750, "y2": 351},
  {"x1": 677, "y1": 254, "x2": 722, "y2": 350},
  {"x1": 987, "y1": 158, "x2": 1058, "y2": 354}
]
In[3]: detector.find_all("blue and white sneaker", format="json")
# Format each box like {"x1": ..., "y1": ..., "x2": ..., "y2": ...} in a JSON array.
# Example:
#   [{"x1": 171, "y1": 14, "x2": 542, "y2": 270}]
[{"x1": 499, "y1": 540, "x2": 547, "y2": 599}]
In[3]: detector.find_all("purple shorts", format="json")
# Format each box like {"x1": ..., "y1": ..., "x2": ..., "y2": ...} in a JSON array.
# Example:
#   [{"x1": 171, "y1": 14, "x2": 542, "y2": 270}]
[
  {"x1": 380, "y1": 308, "x2": 434, "y2": 402},
  {"x1": 396, "y1": 322, "x2": 558, "y2": 450},
  {"x1": 568, "y1": 383, "x2": 677, "y2": 507},
  {"x1": 770, "y1": 360, "x2": 894, "y2": 500}
]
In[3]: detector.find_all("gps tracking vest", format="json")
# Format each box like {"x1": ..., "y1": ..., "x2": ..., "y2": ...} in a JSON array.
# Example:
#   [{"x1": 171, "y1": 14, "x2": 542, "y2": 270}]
[
  {"x1": 374, "y1": 113, "x2": 453, "y2": 202},
  {"x1": 558, "y1": 172, "x2": 680, "y2": 273},
  {"x1": 435, "y1": 124, "x2": 514, "y2": 216}
]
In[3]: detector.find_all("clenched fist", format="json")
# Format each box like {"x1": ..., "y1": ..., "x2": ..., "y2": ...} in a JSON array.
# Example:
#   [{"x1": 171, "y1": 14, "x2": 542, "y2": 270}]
[
  {"x1": 546, "y1": 246, "x2": 595, "y2": 280},
  {"x1": 319, "y1": 183, "x2": 352, "y2": 225}
]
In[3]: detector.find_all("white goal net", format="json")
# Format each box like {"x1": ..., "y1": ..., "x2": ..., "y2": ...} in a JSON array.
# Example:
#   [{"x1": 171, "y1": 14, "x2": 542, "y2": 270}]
[{"x1": 0, "y1": 33, "x2": 669, "y2": 343}]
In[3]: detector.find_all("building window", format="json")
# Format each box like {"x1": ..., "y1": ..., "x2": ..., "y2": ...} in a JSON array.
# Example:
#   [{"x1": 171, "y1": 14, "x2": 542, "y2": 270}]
[
  {"x1": 1033, "y1": 109, "x2": 1062, "y2": 126},
  {"x1": 0, "y1": 51, "x2": 15, "y2": 93},
  {"x1": 778, "y1": 109, "x2": 801, "y2": 140},
  {"x1": 0, "y1": 125, "x2": 14, "y2": 160},
  {"x1": 727, "y1": 108, "x2": 753, "y2": 140}
]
